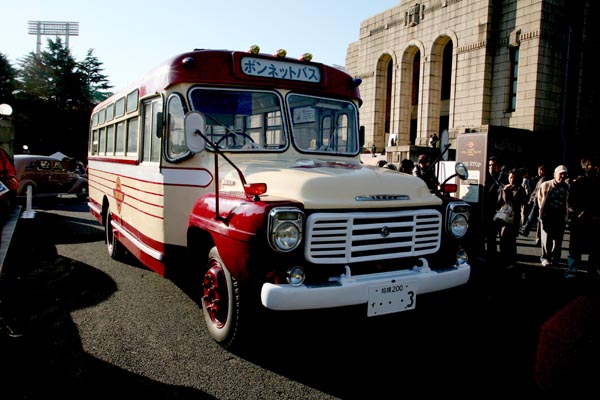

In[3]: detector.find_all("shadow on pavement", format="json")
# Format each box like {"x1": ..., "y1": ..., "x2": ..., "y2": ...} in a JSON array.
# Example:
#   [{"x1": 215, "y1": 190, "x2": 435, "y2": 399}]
[{"x1": 0, "y1": 207, "x2": 214, "y2": 399}]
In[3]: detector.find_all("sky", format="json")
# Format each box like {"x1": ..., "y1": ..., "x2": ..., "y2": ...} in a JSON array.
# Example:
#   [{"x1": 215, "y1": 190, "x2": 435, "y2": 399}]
[{"x1": 1, "y1": 0, "x2": 401, "y2": 92}]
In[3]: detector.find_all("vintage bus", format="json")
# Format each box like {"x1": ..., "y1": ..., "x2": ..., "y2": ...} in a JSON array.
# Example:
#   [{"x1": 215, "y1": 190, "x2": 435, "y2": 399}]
[{"x1": 88, "y1": 46, "x2": 471, "y2": 348}]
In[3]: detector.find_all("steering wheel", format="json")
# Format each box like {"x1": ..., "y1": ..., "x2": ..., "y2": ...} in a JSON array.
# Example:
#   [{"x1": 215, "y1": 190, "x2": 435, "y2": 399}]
[{"x1": 216, "y1": 132, "x2": 255, "y2": 148}]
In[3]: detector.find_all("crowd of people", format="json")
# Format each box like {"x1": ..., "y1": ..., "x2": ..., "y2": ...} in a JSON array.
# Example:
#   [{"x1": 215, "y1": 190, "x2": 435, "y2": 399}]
[{"x1": 483, "y1": 155, "x2": 600, "y2": 278}]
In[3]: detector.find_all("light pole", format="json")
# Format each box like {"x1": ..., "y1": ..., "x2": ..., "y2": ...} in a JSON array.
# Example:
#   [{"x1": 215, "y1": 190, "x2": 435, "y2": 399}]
[{"x1": 28, "y1": 21, "x2": 79, "y2": 54}]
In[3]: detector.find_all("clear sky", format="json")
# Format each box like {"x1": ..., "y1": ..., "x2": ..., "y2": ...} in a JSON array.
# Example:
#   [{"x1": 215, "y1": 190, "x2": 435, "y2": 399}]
[{"x1": 1, "y1": 0, "x2": 400, "y2": 91}]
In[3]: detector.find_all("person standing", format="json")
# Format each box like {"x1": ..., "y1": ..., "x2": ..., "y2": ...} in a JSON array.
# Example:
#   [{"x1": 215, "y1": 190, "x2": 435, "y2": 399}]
[
  {"x1": 538, "y1": 165, "x2": 570, "y2": 267},
  {"x1": 413, "y1": 154, "x2": 438, "y2": 191},
  {"x1": 497, "y1": 169, "x2": 528, "y2": 268},
  {"x1": 399, "y1": 159, "x2": 414, "y2": 174},
  {"x1": 428, "y1": 134, "x2": 439, "y2": 149},
  {"x1": 520, "y1": 167, "x2": 532, "y2": 225},
  {"x1": 483, "y1": 156, "x2": 508, "y2": 260},
  {"x1": 522, "y1": 164, "x2": 550, "y2": 245},
  {"x1": 565, "y1": 157, "x2": 600, "y2": 278}
]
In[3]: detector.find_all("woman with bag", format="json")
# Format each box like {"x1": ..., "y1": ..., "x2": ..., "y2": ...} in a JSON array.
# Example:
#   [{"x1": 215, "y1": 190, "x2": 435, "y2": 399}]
[{"x1": 497, "y1": 169, "x2": 527, "y2": 268}]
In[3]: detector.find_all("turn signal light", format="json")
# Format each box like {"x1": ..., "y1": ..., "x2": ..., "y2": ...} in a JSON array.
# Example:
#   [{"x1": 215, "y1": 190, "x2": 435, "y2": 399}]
[
  {"x1": 244, "y1": 183, "x2": 267, "y2": 196},
  {"x1": 441, "y1": 183, "x2": 458, "y2": 193}
]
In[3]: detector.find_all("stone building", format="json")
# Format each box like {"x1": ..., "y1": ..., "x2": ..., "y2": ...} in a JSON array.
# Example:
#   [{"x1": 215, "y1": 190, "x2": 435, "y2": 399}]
[{"x1": 346, "y1": 0, "x2": 599, "y2": 169}]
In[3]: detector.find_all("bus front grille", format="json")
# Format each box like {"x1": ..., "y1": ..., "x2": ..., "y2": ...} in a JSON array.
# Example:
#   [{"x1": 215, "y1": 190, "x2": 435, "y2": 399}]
[{"x1": 305, "y1": 210, "x2": 442, "y2": 264}]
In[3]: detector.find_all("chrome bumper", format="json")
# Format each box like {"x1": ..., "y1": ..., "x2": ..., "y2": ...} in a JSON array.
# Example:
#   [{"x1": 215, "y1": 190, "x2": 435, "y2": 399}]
[{"x1": 261, "y1": 258, "x2": 470, "y2": 312}]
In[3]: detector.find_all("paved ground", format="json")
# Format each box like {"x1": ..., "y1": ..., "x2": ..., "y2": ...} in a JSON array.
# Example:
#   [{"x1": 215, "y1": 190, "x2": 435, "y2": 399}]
[{"x1": 0, "y1": 204, "x2": 598, "y2": 397}]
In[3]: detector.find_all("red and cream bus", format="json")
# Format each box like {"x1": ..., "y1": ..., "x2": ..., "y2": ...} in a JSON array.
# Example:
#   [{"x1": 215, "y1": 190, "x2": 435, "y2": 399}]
[{"x1": 88, "y1": 46, "x2": 471, "y2": 348}]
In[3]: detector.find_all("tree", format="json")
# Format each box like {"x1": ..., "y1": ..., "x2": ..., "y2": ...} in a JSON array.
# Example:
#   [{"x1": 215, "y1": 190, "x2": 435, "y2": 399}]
[
  {"x1": 17, "y1": 52, "x2": 52, "y2": 101},
  {"x1": 78, "y1": 49, "x2": 113, "y2": 104},
  {"x1": 14, "y1": 38, "x2": 114, "y2": 160},
  {"x1": 0, "y1": 53, "x2": 17, "y2": 103}
]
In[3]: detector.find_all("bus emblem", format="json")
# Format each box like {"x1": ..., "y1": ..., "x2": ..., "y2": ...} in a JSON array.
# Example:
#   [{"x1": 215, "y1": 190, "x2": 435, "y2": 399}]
[{"x1": 113, "y1": 177, "x2": 125, "y2": 213}]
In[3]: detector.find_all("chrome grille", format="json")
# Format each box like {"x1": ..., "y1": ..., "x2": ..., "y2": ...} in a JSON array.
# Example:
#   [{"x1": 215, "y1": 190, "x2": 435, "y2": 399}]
[{"x1": 305, "y1": 210, "x2": 441, "y2": 264}]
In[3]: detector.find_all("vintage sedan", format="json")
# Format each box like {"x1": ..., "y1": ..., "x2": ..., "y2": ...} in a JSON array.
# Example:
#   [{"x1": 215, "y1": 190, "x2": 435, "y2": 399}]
[{"x1": 14, "y1": 154, "x2": 88, "y2": 199}]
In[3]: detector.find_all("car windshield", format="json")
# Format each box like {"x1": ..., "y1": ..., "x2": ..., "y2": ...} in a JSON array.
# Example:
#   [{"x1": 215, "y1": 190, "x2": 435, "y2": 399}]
[
  {"x1": 189, "y1": 88, "x2": 287, "y2": 152},
  {"x1": 287, "y1": 94, "x2": 359, "y2": 156}
]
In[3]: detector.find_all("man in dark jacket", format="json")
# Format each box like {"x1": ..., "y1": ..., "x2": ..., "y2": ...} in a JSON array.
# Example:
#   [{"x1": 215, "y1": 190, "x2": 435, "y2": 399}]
[{"x1": 565, "y1": 157, "x2": 600, "y2": 278}]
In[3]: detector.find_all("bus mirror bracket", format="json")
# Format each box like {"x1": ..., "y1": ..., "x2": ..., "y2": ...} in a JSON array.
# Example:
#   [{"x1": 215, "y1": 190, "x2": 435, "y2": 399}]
[{"x1": 184, "y1": 111, "x2": 263, "y2": 223}]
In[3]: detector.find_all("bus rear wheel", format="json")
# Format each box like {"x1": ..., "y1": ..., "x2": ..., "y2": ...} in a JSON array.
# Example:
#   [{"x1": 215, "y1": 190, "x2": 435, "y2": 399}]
[{"x1": 202, "y1": 247, "x2": 241, "y2": 349}]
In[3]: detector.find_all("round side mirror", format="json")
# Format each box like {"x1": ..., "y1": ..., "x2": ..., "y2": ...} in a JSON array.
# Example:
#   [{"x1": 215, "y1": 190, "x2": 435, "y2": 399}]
[
  {"x1": 455, "y1": 162, "x2": 469, "y2": 180},
  {"x1": 184, "y1": 111, "x2": 207, "y2": 153}
]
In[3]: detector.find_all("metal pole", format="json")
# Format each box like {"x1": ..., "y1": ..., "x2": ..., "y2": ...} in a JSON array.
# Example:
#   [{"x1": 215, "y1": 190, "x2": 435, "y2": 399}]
[{"x1": 21, "y1": 186, "x2": 36, "y2": 219}]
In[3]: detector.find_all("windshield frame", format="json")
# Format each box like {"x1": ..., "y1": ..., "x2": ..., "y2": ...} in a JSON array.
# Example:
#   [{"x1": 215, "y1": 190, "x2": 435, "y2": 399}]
[
  {"x1": 188, "y1": 86, "x2": 288, "y2": 153},
  {"x1": 286, "y1": 93, "x2": 360, "y2": 157}
]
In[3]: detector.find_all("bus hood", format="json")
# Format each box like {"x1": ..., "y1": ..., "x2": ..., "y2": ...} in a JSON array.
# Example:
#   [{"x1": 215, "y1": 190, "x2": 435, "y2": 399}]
[{"x1": 230, "y1": 158, "x2": 441, "y2": 209}]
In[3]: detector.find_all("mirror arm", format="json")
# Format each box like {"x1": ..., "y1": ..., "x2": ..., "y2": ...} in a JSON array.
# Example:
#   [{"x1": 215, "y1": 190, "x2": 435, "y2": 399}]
[
  {"x1": 424, "y1": 143, "x2": 452, "y2": 175},
  {"x1": 191, "y1": 128, "x2": 250, "y2": 224}
]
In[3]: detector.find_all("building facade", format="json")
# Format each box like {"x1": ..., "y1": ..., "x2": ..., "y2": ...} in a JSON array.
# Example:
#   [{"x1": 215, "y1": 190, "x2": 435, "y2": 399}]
[{"x1": 346, "y1": 0, "x2": 599, "y2": 169}]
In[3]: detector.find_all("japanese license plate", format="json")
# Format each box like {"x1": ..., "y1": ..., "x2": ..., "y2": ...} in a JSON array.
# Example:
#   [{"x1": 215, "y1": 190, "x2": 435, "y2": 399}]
[{"x1": 367, "y1": 280, "x2": 416, "y2": 317}]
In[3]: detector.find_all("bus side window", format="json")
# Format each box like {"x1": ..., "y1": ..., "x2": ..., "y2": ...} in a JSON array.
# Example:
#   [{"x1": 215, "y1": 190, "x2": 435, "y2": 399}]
[
  {"x1": 166, "y1": 94, "x2": 189, "y2": 162},
  {"x1": 142, "y1": 97, "x2": 163, "y2": 163}
]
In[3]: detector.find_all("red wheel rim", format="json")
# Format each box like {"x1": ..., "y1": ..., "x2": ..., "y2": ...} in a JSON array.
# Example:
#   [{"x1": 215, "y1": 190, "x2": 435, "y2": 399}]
[{"x1": 202, "y1": 260, "x2": 229, "y2": 328}]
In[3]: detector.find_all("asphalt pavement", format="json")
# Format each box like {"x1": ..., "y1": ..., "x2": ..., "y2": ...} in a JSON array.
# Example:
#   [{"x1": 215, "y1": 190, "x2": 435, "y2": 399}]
[{"x1": 0, "y1": 202, "x2": 598, "y2": 397}]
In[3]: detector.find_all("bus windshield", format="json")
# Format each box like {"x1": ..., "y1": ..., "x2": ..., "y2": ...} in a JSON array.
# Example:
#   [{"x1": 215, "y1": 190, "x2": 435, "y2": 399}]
[
  {"x1": 189, "y1": 88, "x2": 287, "y2": 151},
  {"x1": 287, "y1": 94, "x2": 359, "y2": 156}
]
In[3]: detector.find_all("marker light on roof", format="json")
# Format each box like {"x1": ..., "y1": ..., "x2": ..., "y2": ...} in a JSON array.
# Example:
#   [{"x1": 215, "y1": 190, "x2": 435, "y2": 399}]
[
  {"x1": 299, "y1": 53, "x2": 313, "y2": 62},
  {"x1": 248, "y1": 45, "x2": 260, "y2": 55},
  {"x1": 182, "y1": 57, "x2": 195, "y2": 68},
  {"x1": 273, "y1": 49, "x2": 287, "y2": 58}
]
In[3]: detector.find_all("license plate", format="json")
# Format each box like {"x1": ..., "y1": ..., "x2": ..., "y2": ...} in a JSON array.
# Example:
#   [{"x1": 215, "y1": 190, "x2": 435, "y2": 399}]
[{"x1": 367, "y1": 280, "x2": 416, "y2": 316}]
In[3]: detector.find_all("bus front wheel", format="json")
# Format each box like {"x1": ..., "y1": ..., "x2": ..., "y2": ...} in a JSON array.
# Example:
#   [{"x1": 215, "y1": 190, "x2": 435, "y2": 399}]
[{"x1": 202, "y1": 247, "x2": 242, "y2": 349}]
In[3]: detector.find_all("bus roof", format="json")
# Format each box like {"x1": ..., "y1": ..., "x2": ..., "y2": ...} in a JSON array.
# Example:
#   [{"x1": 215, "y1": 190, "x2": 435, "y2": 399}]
[{"x1": 95, "y1": 49, "x2": 362, "y2": 111}]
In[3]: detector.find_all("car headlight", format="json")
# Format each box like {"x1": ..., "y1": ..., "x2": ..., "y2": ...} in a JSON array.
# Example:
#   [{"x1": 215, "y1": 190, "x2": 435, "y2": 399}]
[
  {"x1": 268, "y1": 208, "x2": 303, "y2": 252},
  {"x1": 446, "y1": 202, "x2": 470, "y2": 238}
]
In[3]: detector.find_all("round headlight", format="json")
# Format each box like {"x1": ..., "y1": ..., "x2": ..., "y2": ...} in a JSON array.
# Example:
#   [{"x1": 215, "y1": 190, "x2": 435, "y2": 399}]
[
  {"x1": 287, "y1": 266, "x2": 305, "y2": 286},
  {"x1": 450, "y1": 214, "x2": 468, "y2": 238},
  {"x1": 274, "y1": 222, "x2": 301, "y2": 251}
]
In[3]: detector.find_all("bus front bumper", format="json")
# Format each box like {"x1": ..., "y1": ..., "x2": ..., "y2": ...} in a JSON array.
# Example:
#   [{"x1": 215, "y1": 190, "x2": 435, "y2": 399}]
[{"x1": 260, "y1": 259, "x2": 470, "y2": 314}]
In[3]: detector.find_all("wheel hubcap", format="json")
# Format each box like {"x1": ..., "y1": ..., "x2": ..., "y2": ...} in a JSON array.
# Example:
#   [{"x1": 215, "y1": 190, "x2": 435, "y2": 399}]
[{"x1": 203, "y1": 262, "x2": 229, "y2": 328}]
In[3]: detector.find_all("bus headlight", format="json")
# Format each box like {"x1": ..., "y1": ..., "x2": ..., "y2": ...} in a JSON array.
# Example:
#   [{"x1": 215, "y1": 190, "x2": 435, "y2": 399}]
[
  {"x1": 450, "y1": 214, "x2": 469, "y2": 238},
  {"x1": 446, "y1": 202, "x2": 470, "y2": 239},
  {"x1": 268, "y1": 208, "x2": 304, "y2": 252}
]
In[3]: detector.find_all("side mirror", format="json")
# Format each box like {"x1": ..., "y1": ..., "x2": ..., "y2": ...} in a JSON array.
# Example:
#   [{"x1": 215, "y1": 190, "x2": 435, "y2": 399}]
[
  {"x1": 156, "y1": 112, "x2": 163, "y2": 138},
  {"x1": 455, "y1": 162, "x2": 469, "y2": 180},
  {"x1": 359, "y1": 125, "x2": 365, "y2": 147},
  {"x1": 184, "y1": 111, "x2": 207, "y2": 153}
]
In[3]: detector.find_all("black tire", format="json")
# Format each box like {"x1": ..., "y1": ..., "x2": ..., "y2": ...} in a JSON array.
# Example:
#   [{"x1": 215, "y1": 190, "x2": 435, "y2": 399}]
[
  {"x1": 105, "y1": 210, "x2": 124, "y2": 260},
  {"x1": 202, "y1": 247, "x2": 242, "y2": 349}
]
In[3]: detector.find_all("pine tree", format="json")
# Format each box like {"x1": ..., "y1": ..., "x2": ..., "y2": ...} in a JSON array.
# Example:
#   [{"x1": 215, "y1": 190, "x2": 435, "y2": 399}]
[
  {"x1": 0, "y1": 53, "x2": 17, "y2": 104},
  {"x1": 78, "y1": 49, "x2": 113, "y2": 104},
  {"x1": 14, "y1": 38, "x2": 114, "y2": 159}
]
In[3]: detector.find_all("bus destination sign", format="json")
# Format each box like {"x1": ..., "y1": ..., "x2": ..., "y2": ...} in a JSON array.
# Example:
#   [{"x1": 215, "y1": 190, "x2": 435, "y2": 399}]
[{"x1": 241, "y1": 56, "x2": 321, "y2": 83}]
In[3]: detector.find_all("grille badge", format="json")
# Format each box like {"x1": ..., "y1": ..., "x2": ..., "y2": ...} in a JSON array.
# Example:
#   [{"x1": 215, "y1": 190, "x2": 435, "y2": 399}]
[
  {"x1": 380, "y1": 226, "x2": 390, "y2": 237},
  {"x1": 355, "y1": 194, "x2": 410, "y2": 201}
]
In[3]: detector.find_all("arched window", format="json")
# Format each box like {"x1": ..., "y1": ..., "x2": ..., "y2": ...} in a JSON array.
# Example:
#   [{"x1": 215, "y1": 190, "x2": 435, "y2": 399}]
[
  {"x1": 410, "y1": 51, "x2": 420, "y2": 143},
  {"x1": 441, "y1": 42, "x2": 453, "y2": 101}
]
